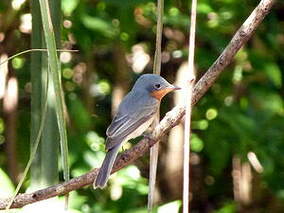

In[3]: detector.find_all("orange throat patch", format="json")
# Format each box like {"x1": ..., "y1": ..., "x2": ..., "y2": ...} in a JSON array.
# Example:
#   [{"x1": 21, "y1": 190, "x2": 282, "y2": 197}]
[{"x1": 150, "y1": 88, "x2": 174, "y2": 101}]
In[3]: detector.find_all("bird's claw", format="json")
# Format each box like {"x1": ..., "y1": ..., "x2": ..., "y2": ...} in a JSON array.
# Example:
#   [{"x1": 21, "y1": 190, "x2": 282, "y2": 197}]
[{"x1": 143, "y1": 133, "x2": 154, "y2": 141}]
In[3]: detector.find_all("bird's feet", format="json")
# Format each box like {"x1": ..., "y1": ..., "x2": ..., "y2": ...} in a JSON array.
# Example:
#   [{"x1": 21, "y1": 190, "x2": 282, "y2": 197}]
[{"x1": 143, "y1": 133, "x2": 155, "y2": 146}]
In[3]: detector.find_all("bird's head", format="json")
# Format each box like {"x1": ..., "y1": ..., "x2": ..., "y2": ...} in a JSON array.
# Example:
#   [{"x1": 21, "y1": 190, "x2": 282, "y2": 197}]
[{"x1": 133, "y1": 74, "x2": 181, "y2": 101}]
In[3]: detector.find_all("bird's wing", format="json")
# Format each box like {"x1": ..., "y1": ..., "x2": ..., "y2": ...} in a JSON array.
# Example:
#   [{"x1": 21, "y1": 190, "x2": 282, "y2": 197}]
[{"x1": 106, "y1": 91, "x2": 158, "y2": 150}]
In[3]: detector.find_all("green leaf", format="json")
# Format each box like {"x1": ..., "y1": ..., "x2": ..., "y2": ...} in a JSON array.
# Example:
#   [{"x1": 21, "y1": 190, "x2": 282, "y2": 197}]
[
  {"x1": 62, "y1": 0, "x2": 79, "y2": 16},
  {"x1": 214, "y1": 202, "x2": 236, "y2": 213},
  {"x1": 157, "y1": 200, "x2": 181, "y2": 213},
  {"x1": 264, "y1": 63, "x2": 282, "y2": 88},
  {"x1": 81, "y1": 15, "x2": 116, "y2": 38},
  {"x1": 0, "y1": 169, "x2": 14, "y2": 198},
  {"x1": 39, "y1": 0, "x2": 69, "y2": 184}
]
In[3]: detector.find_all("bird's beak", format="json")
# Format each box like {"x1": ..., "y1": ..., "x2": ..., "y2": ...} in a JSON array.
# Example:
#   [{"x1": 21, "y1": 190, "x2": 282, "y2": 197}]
[{"x1": 168, "y1": 85, "x2": 181, "y2": 91}]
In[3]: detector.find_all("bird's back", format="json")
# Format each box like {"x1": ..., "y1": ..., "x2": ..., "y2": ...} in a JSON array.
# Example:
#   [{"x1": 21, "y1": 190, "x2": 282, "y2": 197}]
[{"x1": 105, "y1": 89, "x2": 159, "y2": 150}]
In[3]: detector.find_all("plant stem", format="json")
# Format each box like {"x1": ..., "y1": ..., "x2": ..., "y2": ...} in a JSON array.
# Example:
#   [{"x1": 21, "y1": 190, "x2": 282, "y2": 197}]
[
  {"x1": 148, "y1": 0, "x2": 164, "y2": 211},
  {"x1": 183, "y1": 0, "x2": 197, "y2": 211}
]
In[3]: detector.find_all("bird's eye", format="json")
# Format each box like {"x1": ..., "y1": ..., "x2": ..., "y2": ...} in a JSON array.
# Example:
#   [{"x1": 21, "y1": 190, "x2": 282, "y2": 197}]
[{"x1": 154, "y1": 84, "x2": 161, "y2": 89}]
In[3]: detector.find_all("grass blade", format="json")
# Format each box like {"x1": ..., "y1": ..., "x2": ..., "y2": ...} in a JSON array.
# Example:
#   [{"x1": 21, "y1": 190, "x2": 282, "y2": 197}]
[{"x1": 38, "y1": 0, "x2": 70, "y2": 198}]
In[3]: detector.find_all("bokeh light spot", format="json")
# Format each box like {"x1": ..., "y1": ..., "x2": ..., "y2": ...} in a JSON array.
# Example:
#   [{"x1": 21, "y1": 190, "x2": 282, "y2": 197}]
[
  {"x1": 63, "y1": 68, "x2": 74, "y2": 79},
  {"x1": 206, "y1": 108, "x2": 218, "y2": 120},
  {"x1": 12, "y1": 57, "x2": 24, "y2": 69},
  {"x1": 0, "y1": 118, "x2": 4, "y2": 133},
  {"x1": 191, "y1": 134, "x2": 204, "y2": 152}
]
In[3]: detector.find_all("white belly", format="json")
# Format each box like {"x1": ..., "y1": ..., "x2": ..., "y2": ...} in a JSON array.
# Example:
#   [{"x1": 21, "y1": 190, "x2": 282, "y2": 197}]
[{"x1": 124, "y1": 116, "x2": 155, "y2": 142}]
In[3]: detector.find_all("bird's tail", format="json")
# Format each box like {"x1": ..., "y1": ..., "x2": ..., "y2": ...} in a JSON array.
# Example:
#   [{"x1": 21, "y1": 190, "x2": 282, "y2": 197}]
[{"x1": 93, "y1": 144, "x2": 120, "y2": 189}]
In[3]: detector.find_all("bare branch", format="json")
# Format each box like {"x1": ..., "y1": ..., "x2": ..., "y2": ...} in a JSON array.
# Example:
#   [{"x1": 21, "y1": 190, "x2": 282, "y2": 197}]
[
  {"x1": 0, "y1": 0, "x2": 274, "y2": 209},
  {"x1": 192, "y1": 0, "x2": 274, "y2": 105}
]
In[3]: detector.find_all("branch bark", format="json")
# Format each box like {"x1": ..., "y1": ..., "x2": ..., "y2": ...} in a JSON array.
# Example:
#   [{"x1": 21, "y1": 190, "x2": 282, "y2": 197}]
[{"x1": 0, "y1": 0, "x2": 274, "y2": 209}]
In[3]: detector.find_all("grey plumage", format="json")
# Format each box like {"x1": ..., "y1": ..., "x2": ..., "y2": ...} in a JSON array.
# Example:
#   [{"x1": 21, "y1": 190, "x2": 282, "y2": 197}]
[
  {"x1": 94, "y1": 74, "x2": 176, "y2": 189},
  {"x1": 94, "y1": 144, "x2": 120, "y2": 188}
]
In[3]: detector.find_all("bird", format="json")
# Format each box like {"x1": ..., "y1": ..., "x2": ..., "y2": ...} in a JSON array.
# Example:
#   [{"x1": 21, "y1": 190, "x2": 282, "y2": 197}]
[{"x1": 94, "y1": 74, "x2": 180, "y2": 189}]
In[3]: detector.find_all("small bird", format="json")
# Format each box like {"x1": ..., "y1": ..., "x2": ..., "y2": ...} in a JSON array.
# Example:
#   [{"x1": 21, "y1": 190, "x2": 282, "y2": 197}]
[{"x1": 94, "y1": 74, "x2": 180, "y2": 188}]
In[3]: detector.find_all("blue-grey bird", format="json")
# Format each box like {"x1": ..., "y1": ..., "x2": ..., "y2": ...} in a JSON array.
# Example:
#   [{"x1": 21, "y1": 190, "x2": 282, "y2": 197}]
[{"x1": 94, "y1": 74, "x2": 180, "y2": 188}]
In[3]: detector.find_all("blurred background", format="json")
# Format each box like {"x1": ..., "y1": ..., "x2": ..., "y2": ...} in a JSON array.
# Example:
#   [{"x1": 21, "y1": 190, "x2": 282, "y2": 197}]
[{"x1": 0, "y1": 0, "x2": 284, "y2": 212}]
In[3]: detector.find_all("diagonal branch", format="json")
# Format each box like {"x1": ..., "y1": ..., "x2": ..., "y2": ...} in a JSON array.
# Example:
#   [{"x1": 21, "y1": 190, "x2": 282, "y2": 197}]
[
  {"x1": 0, "y1": 0, "x2": 274, "y2": 209},
  {"x1": 192, "y1": 0, "x2": 274, "y2": 104}
]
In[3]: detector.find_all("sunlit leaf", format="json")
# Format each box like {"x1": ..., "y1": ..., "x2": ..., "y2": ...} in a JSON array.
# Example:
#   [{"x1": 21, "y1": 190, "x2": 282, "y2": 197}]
[
  {"x1": 157, "y1": 200, "x2": 181, "y2": 213},
  {"x1": 81, "y1": 15, "x2": 116, "y2": 38},
  {"x1": 62, "y1": 0, "x2": 79, "y2": 16},
  {"x1": 0, "y1": 169, "x2": 14, "y2": 198},
  {"x1": 264, "y1": 63, "x2": 282, "y2": 88}
]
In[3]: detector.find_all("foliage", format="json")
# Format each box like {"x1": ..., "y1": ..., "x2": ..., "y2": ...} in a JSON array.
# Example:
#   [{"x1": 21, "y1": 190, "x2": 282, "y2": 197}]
[{"x1": 0, "y1": 0, "x2": 284, "y2": 212}]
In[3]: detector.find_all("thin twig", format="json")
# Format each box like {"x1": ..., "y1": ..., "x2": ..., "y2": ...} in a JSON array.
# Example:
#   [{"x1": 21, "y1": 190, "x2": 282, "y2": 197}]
[
  {"x1": 5, "y1": 61, "x2": 50, "y2": 210},
  {"x1": 0, "y1": 0, "x2": 274, "y2": 209},
  {"x1": 0, "y1": 49, "x2": 78, "y2": 66},
  {"x1": 192, "y1": 0, "x2": 274, "y2": 104},
  {"x1": 183, "y1": 0, "x2": 197, "y2": 212},
  {"x1": 148, "y1": 0, "x2": 164, "y2": 211}
]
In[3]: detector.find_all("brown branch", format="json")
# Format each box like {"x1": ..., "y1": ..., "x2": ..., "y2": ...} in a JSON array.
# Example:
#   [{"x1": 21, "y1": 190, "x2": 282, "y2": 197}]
[
  {"x1": 192, "y1": 0, "x2": 274, "y2": 105},
  {"x1": 0, "y1": 0, "x2": 274, "y2": 209}
]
